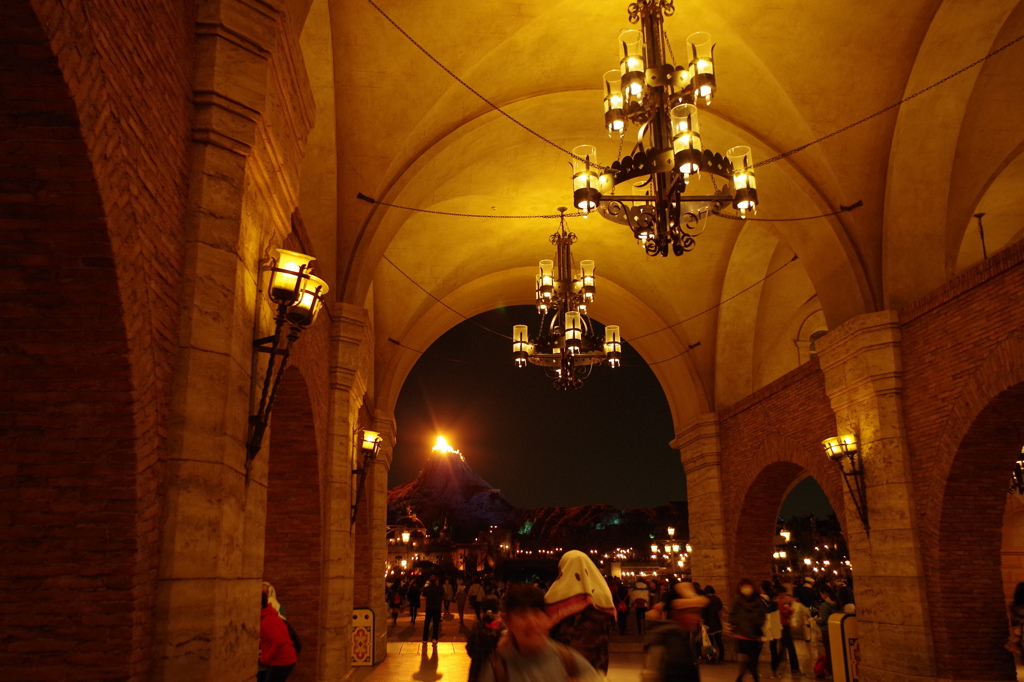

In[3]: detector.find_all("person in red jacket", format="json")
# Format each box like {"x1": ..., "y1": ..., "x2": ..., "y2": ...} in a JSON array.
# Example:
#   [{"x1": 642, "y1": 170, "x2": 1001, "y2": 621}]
[{"x1": 259, "y1": 591, "x2": 297, "y2": 682}]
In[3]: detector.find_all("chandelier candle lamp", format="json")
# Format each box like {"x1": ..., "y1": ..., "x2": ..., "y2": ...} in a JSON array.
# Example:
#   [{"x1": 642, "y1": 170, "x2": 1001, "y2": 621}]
[
  {"x1": 512, "y1": 209, "x2": 621, "y2": 390},
  {"x1": 573, "y1": 0, "x2": 759, "y2": 257}
]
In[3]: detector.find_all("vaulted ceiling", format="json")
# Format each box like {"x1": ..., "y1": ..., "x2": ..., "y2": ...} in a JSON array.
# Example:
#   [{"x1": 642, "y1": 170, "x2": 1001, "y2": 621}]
[{"x1": 289, "y1": 0, "x2": 1024, "y2": 429}]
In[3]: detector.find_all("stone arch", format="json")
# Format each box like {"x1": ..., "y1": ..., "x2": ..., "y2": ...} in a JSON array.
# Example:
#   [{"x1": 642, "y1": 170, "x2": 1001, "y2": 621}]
[
  {"x1": 931, "y1": 383, "x2": 1024, "y2": 680},
  {"x1": 725, "y1": 428, "x2": 845, "y2": 582},
  {"x1": 883, "y1": 0, "x2": 1023, "y2": 306},
  {"x1": 265, "y1": 365, "x2": 323, "y2": 682},
  {"x1": 373, "y1": 267, "x2": 709, "y2": 433},
  {"x1": 0, "y1": 4, "x2": 148, "y2": 679},
  {"x1": 925, "y1": 330, "x2": 1024, "y2": 680}
]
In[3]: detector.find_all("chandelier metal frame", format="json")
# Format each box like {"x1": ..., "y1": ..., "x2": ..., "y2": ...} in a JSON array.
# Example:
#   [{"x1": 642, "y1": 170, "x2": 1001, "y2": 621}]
[
  {"x1": 512, "y1": 208, "x2": 621, "y2": 390},
  {"x1": 572, "y1": 0, "x2": 759, "y2": 257}
]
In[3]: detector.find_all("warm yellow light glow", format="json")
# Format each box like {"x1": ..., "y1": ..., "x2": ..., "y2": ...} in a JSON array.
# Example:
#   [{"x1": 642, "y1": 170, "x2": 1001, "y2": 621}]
[
  {"x1": 433, "y1": 436, "x2": 457, "y2": 454},
  {"x1": 269, "y1": 248, "x2": 315, "y2": 304},
  {"x1": 360, "y1": 429, "x2": 381, "y2": 453},
  {"x1": 667, "y1": 526, "x2": 675, "y2": 537}
]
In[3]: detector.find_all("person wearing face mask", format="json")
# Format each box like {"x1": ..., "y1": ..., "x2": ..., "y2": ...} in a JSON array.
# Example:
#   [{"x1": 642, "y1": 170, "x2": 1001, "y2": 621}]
[{"x1": 730, "y1": 579, "x2": 767, "y2": 682}]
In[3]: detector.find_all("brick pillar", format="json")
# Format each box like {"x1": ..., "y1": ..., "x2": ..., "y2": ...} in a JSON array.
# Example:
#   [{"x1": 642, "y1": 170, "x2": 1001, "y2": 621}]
[
  {"x1": 672, "y1": 413, "x2": 730, "y2": 593},
  {"x1": 320, "y1": 303, "x2": 373, "y2": 679},
  {"x1": 816, "y1": 310, "x2": 937, "y2": 681},
  {"x1": 151, "y1": 2, "x2": 283, "y2": 680},
  {"x1": 361, "y1": 411, "x2": 395, "y2": 663}
]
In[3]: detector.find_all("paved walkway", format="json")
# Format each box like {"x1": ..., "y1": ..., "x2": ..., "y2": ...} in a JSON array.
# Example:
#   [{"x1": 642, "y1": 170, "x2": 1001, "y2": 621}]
[{"x1": 354, "y1": 611, "x2": 824, "y2": 682}]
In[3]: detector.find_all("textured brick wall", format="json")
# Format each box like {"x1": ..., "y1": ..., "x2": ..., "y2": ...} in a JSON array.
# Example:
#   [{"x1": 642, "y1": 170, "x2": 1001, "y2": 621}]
[
  {"x1": 264, "y1": 226, "x2": 331, "y2": 682},
  {"x1": 899, "y1": 240, "x2": 1024, "y2": 680},
  {"x1": 718, "y1": 361, "x2": 845, "y2": 588},
  {"x1": 266, "y1": 366, "x2": 323, "y2": 682},
  {"x1": 1, "y1": 0, "x2": 193, "y2": 679}
]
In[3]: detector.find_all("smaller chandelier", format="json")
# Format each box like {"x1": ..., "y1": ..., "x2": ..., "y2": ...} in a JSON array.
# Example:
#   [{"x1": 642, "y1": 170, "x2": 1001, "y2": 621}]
[
  {"x1": 512, "y1": 209, "x2": 621, "y2": 390},
  {"x1": 573, "y1": 0, "x2": 759, "y2": 257}
]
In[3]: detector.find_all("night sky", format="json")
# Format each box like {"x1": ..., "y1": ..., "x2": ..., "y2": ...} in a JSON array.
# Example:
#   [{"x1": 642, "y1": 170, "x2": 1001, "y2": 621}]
[{"x1": 389, "y1": 305, "x2": 833, "y2": 517}]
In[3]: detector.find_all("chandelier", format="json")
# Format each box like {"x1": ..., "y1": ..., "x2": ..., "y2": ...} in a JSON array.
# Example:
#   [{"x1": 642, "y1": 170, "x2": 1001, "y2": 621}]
[
  {"x1": 512, "y1": 209, "x2": 621, "y2": 390},
  {"x1": 571, "y1": 0, "x2": 758, "y2": 257}
]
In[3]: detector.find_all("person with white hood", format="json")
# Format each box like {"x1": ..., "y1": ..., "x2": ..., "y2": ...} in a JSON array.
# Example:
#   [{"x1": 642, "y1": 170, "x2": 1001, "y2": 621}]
[
  {"x1": 544, "y1": 550, "x2": 617, "y2": 674},
  {"x1": 630, "y1": 579, "x2": 652, "y2": 635}
]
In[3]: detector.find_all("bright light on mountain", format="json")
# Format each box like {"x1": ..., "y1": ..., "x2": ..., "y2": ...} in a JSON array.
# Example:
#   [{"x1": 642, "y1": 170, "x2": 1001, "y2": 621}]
[{"x1": 432, "y1": 436, "x2": 458, "y2": 454}]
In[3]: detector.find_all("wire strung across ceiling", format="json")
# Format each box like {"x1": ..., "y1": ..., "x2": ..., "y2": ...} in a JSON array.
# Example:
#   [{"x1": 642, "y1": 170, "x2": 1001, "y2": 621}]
[
  {"x1": 360, "y1": 0, "x2": 1024, "y2": 170},
  {"x1": 357, "y1": 192, "x2": 863, "y2": 224},
  {"x1": 381, "y1": 250, "x2": 800, "y2": 366}
]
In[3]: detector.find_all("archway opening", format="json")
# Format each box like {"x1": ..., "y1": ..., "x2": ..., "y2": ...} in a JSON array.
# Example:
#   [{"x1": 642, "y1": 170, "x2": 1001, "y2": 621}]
[
  {"x1": 0, "y1": 4, "x2": 145, "y2": 679},
  {"x1": 934, "y1": 382, "x2": 1024, "y2": 680},
  {"x1": 387, "y1": 305, "x2": 684, "y2": 567},
  {"x1": 776, "y1": 477, "x2": 846, "y2": 583}
]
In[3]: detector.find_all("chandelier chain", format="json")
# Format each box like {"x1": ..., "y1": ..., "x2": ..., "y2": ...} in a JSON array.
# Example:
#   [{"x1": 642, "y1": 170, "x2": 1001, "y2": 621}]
[
  {"x1": 755, "y1": 32, "x2": 1024, "y2": 168},
  {"x1": 383, "y1": 246, "x2": 800, "y2": 352}
]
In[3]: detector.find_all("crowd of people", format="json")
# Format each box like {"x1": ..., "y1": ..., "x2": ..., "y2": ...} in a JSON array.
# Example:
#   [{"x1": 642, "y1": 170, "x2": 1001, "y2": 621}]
[{"x1": 381, "y1": 554, "x2": 856, "y2": 682}]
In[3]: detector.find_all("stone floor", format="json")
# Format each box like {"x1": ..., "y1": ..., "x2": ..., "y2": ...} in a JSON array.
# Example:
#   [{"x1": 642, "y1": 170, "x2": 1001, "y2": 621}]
[{"x1": 353, "y1": 611, "x2": 824, "y2": 682}]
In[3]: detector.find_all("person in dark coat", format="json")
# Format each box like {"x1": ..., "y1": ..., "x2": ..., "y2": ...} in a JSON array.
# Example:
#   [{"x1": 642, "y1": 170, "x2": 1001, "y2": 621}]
[
  {"x1": 466, "y1": 596, "x2": 504, "y2": 682},
  {"x1": 730, "y1": 579, "x2": 767, "y2": 681},
  {"x1": 422, "y1": 576, "x2": 444, "y2": 642},
  {"x1": 701, "y1": 585, "x2": 724, "y2": 663},
  {"x1": 407, "y1": 580, "x2": 422, "y2": 623}
]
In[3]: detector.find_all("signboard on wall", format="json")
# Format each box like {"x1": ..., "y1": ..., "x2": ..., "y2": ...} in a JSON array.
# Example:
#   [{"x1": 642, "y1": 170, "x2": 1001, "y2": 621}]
[{"x1": 352, "y1": 608, "x2": 374, "y2": 666}]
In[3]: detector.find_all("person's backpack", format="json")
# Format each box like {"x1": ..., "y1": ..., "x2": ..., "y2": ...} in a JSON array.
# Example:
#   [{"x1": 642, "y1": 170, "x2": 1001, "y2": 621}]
[
  {"x1": 617, "y1": 598, "x2": 628, "y2": 613},
  {"x1": 284, "y1": 619, "x2": 302, "y2": 655}
]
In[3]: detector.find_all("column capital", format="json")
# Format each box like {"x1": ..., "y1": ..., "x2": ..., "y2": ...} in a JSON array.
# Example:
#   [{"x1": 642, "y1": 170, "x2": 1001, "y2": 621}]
[
  {"x1": 816, "y1": 310, "x2": 902, "y2": 412},
  {"x1": 671, "y1": 412, "x2": 721, "y2": 471},
  {"x1": 330, "y1": 303, "x2": 372, "y2": 396}
]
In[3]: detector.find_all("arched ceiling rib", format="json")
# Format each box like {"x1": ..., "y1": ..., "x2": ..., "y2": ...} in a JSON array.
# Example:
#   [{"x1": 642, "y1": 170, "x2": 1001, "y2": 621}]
[{"x1": 294, "y1": 0, "x2": 1024, "y2": 424}]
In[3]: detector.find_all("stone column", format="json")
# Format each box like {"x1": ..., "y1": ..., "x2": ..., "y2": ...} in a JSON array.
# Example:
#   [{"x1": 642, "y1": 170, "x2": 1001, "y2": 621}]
[
  {"x1": 672, "y1": 413, "x2": 730, "y2": 593},
  {"x1": 816, "y1": 310, "x2": 936, "y2": 681},
  {"x1": 151, "y1": 2, "x2": 283, "y2": 680},
  {"x1": 368, "y1": 411, "x2": 395, "y2": 663},
  {"x1": 319, "y1": 303, "x2": 373, "y2": 679}
]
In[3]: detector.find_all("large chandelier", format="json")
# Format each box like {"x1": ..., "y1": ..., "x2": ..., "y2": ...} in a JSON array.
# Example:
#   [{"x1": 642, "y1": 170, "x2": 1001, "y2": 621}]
[
  {"x1": 512, "y1": 209, "x2": 621, "y2": 390},
  {"x1": 571, "y1": 0, "x2": 758, "y2": 257}
]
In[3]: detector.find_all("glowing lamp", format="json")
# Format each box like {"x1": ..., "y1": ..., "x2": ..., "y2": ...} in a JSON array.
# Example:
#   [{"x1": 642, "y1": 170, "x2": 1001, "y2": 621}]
[
  {"x1": 538, "y1": 259, "x2": 554, "y2": 303},
  {"x1": 619, "y1": 30, "x2": 645, "y2": 102},
  {"x1": 604, "y1": 70, "x2": 625, "y2": 135},
  {"x1": 580, "y1": 260, "x2": 596, "y2": 301},
  {"x1": 564, "y1": 311, "x2": 583, "y2": 354},
  {"x1": 284, "y1": 274, "x2": 328, "y2": 326},
  {"x1": 513, "y1": 324, "x2": 531, "y2": 368},
  {"x1": 686, "y1": 32, "x2": 716, "y2": 104},
  {"x1": 667, "y1": 527, "x2": 675, "y2": 537},
  {"x1": 602, "y1": 325, "x2": 621, "y2": 368},
  {"x1": 268, "y1": 248, "x2": 315, "y2": 304},
  {"x1": 727, "y1": 145, "x2": 758, "y2": 214},
  {"x1": 360, "y1": 429, "x2": 382, "y2": 454},
  {"x1": 670, "y1": 104, "x2": 702, "y2": 176},
  {"x1": 572, "y1": 146, "x2": 601, "y2": 213},
  {"x1": 822, "y1": 434, "x2": 858, "y2": 460}
]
